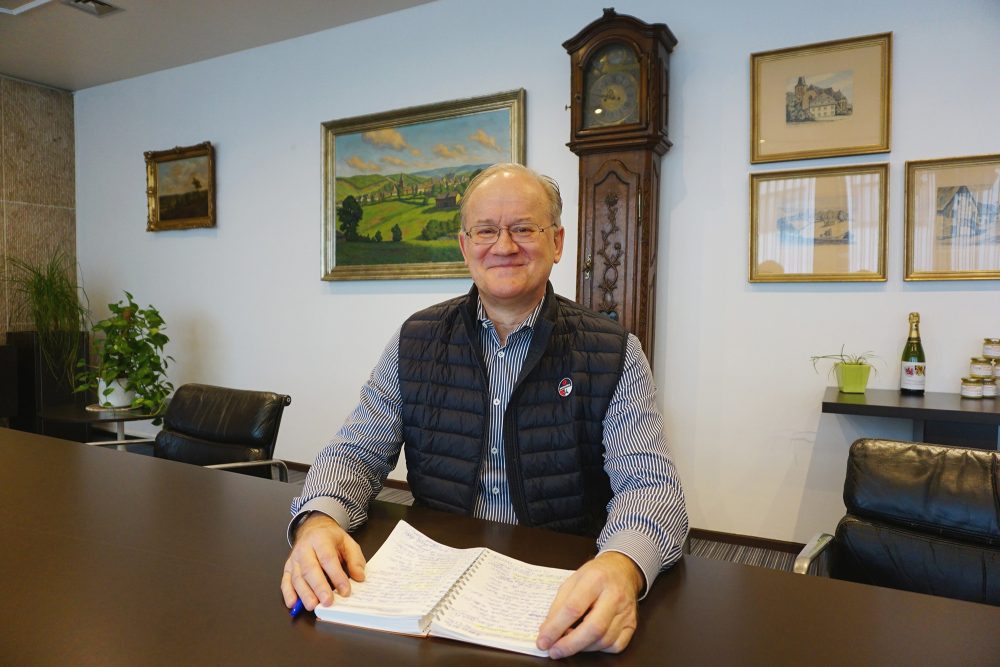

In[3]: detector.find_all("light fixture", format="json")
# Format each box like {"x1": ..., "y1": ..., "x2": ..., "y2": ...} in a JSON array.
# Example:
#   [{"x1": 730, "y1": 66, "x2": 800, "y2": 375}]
[{"x1": 61, "y1": 0, "x2": 121, "y2": 17}]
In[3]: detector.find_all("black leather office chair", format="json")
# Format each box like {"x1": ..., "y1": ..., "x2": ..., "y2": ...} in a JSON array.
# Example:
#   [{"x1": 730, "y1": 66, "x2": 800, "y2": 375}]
[
  {"x1": 795, "y1": 438, "x2": 1000, "y2": 606},
  {"x1": 152, "y1": 383, "x2": 292, "y2": 481}
]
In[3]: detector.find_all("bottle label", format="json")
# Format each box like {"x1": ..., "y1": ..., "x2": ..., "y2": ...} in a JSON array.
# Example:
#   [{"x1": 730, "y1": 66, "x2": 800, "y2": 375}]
[{"x1": 900, "y1": 362, "x2": 926, "y2": 390}]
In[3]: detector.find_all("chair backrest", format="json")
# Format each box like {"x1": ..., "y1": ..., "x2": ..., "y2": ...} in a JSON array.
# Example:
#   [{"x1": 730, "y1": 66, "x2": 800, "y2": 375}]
[
  {"x1": 830, "y1": 438, "x2": 1000, "y2": 605},
  {"x1": 154, "y1": 383, "x2": 291, "y2": 477}
]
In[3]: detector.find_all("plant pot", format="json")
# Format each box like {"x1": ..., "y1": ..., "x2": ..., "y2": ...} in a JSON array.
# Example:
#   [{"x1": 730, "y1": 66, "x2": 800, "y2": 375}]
[
  {"x1": 98, "y1": 379, "x2": 135, "y2": 408},
  {"x1": 835, "y1": 363, "x2": 871, "y2": 394}
]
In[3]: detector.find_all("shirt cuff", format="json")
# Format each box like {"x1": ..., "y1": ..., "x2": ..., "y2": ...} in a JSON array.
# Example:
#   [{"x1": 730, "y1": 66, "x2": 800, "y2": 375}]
[
  {"x1": 286, "y1": 497, "x2": 352, "y2": 546},
  {"x1": 598, "y1": 529, "x2": 665, "y2": 600}
]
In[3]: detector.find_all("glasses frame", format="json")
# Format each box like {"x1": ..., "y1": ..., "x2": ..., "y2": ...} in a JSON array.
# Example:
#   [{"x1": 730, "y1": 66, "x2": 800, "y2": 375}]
[{"x1": 463, "y1": 223, "x2": 558, "y2": 245}]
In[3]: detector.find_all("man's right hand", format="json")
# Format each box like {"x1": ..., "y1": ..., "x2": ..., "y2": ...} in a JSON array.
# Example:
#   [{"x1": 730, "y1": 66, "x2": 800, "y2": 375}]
[{"x1": 280, "y1": 513, "x2": 367, "y2": 611}]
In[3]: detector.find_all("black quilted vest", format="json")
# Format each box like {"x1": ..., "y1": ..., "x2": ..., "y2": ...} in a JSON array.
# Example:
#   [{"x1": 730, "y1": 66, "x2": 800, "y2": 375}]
[{"x1": 398, "y1": 283, "x2": 628, "y2": 536}]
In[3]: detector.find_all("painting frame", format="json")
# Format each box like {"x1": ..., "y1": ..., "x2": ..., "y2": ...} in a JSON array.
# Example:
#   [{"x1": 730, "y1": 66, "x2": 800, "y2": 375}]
[
  {"x1": 904, "y1": 153, "x2": 1000, "y2": 281},
  {"x1": 751, "y1": 33, "x2": 891, "y2": 164},
  {"x1": 749, "y1": 163, "x2": 889, "y2": 283},
  {"x1": 144, "y1": 141, "x2": 216, "y2": 232},
  {"x1": 322, "y1": 89, "x2": 526, "y2": 281}
]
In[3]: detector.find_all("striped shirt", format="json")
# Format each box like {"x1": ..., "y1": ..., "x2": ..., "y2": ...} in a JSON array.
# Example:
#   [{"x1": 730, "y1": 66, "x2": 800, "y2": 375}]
[{"x1": 291, "y1": 297, "x2": 688, "y2": 592}]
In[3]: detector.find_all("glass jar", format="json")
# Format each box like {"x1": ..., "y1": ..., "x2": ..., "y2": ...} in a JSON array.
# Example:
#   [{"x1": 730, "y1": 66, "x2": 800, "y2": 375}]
[
  {"x1": 969, "y1": 357, "x2": 995, "y2": 378},
  {"x1": 960, "y1": 377, "x2": 983, "y2": 399},
  {"x1": 984, "y1": 338, "x2": 1000, "y2": 359},
  {"x1": 982, "y1": 378, "x2": 998, "y2": 398}
]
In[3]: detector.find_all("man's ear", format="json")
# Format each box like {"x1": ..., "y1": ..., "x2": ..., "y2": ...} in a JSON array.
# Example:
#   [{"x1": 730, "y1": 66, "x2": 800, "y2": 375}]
[
  {"x1": 552, "y1": 225, "x2": 566, "y2": 263},
  {"x1": 458, "y1": 229, "x2": 471, "y2": 265}
]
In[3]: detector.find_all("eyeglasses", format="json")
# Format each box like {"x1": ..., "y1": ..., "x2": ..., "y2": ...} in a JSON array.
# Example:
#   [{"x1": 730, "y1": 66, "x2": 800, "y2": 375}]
[{"x1": 463, "y1": 223, "x2": 557, "y2": 245}]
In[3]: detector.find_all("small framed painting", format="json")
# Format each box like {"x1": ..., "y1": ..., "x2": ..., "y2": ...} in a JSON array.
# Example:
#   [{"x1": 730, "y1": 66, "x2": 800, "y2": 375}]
[
  {"x1": 905, "y1": 154, "x2": 1000, "y2": 280},
  {"x1": 145, "y1": 142, "x2": 215, "y2": 231},
  {"x1": 750, "y1": 163, "x2": 888, "y2": 282},
  {"x1": 322, "y1": 89, "x2": 525, "y2": 281},
  {"x1": 751, "y1": 33, "x2": 891, "y2": 163}
]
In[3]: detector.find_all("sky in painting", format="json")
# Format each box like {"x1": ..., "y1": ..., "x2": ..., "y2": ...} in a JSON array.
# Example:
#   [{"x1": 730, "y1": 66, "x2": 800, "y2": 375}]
[
  {"x1": 157, "y1": 156, "x2": 209, "y2": 195},
  {"x1": 336, "y1": 108, "x2": 510, "y2": 176}
]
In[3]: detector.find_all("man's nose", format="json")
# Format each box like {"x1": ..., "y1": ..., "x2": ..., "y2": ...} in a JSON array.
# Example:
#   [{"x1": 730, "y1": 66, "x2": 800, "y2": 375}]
[{"x1": 490, "y1": 227, "x2": 519, "y2": 253}]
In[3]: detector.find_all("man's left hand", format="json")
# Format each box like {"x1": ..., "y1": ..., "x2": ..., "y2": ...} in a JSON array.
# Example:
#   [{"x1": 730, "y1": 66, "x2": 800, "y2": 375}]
[{"x1": 536, "y1": 551, "x2": 645, "y2": 659}]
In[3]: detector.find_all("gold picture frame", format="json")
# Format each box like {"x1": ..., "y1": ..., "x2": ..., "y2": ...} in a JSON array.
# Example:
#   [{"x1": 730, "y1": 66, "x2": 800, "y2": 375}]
[
  {"x1": 904, "y1": 153, "x2": 1000, "y2": 280},
  {"x1": 322, "y1": 89, "x2": 525, "y2": 281},
  {"x1": 144, "y1": 141, "x2": 215, "y2": 232},
  {"x1": 750, "y1": 163, "x2": 888, "y2": 282},
  {"x1": 751, "y1": 33, "x2": 891, "y2": 164}
]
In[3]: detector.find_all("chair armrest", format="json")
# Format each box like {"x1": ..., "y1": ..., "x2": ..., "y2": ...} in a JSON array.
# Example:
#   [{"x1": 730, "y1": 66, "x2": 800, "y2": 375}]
[
  {"x1": 205, "y1": 459, "x2": 289, "y2": 482},
  {"x1": 87, "y1": 438, "x2": 155, "y2": 448},
  {"x1": 793, "y1": 532, "x2": 833, "y2": 574}
]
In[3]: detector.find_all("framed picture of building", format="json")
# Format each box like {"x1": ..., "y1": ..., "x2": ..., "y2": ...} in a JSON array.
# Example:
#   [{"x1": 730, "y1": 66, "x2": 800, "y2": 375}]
[
  {"x1": 145, "y1": 142, "x2": 215, "y2": 231},
  {"x1": 750, "y1": 163, "x2": 888, "y2": 282},
  {"x1": 905, "y1": 154, "x2": 1000, "y2": 280},
  {"x1": 751, "y1": 33, "x2": 891, "y2": 163},
  {"x1": 321, "y1": 89, "x2": 525, "y2": 281}
]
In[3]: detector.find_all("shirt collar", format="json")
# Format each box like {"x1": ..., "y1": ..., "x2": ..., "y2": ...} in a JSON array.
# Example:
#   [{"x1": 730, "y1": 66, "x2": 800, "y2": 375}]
[{"x1": 476, "y1": 296, "x2": 546, "y2": 333}]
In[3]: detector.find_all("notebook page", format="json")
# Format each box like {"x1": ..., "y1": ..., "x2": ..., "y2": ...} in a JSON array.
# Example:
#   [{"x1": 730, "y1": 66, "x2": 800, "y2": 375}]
[
  {"x1": 430, "y1": 549, "x2": 573, "y2": 656},
  {"x1": 318, "y1": 520, "x2": 484, "y2": 620}
]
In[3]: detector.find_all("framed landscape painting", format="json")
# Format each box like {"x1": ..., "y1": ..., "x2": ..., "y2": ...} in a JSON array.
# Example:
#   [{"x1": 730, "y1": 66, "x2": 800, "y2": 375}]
[
  {"x1": 905, "y1": 154, "x2": 1000, "y2": 280},
  {"x1": 750, "y1": 163, "x2": 888, "y2": 282},
  {"x1": 751, "y1": 33, "x2": 891, "y2": 163},
  {"x1": 145, "y1": 142, "x2": 215, "y2": 231},
  {"x1": 322, "y1": 89, "x2": 525, "y2": 281}
]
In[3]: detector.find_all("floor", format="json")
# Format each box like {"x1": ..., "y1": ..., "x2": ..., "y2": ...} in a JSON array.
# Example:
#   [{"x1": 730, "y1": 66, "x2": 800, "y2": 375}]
[{"x1": 287, "y1": 469, "x2": 797, "y2": 573}]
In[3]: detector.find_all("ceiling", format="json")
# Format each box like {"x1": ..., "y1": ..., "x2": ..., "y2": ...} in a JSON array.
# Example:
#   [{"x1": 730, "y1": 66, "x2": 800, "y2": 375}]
[{"x1": 0, "y1": 0, "x2": 435, "y2": 91}]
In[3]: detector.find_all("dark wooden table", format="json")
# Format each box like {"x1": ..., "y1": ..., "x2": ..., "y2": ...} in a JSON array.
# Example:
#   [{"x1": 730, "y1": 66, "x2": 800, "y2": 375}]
[
  {"x1": 3, "y1": 428, "x2": 1000, "y2": 665},
  {"x1": 822, "y1": 386, "x2": 1000, "y2": 449}
]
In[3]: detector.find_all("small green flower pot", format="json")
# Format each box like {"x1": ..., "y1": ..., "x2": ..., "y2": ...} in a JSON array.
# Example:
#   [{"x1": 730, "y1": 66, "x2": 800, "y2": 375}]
[{"x1": 835, "y1": 363, "x2": 871, "y2": 394}]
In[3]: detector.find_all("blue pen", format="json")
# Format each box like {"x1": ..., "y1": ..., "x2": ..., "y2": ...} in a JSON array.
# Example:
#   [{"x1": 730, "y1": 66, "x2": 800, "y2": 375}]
[{"x1": 289, "y1": 598, "x2": 305, "y2": 618}]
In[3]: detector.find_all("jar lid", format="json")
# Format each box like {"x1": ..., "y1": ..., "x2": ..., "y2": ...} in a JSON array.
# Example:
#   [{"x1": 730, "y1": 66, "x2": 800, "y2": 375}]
[
  {"x1": 982, "y1": 377, "x2": 997, "y2": 384},
  {"x1": 985, "y1": 338, "x2": 1000, "y2": 344},
  {"x1": 962, "y1": 377, "x2": 983, "y2": 384},
  {"x1": 971, "y1": 357, "x2": 992, "y2": 363}
]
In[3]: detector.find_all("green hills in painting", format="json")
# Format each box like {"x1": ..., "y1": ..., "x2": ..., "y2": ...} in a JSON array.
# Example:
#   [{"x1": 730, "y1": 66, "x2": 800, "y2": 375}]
[{"x1": 334, "y1": 163, "x2": 491, "y2": 266}]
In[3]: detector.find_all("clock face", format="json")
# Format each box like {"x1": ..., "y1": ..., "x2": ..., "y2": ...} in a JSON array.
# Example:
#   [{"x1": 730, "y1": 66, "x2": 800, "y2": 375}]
[{"x1": 583, "y1": 43, "x2": 640, "y2": 129}]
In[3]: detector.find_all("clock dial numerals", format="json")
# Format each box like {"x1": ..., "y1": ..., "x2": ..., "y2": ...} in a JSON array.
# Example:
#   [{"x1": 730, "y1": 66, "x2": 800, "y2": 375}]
[{"x1": 583, "y1": 43, "x2": 640, "y2": 129}]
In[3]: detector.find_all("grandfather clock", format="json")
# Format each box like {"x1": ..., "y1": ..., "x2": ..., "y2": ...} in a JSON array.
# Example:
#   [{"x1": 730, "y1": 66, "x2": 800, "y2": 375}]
[{"x1": 564, "y1": 8, "x2": 676, "y2": 364}]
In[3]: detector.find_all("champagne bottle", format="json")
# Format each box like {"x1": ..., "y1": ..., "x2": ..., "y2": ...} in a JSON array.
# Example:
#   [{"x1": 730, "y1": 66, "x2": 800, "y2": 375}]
[{"x1": 900, "y1": 312, "x2": 926, "y2": 395}]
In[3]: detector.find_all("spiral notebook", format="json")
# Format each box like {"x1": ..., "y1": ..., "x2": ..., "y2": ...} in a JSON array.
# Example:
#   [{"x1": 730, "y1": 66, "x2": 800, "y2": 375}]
[{"x1": 314, "y1": 520, "x2": 573, "y2": 657}]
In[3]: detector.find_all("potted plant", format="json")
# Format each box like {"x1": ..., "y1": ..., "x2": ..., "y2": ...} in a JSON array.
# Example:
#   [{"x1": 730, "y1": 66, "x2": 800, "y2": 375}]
[
  {"x1": 6, "y1": 250, "x2": 88, "y2": 386},
  {"x1": 76, "y1": 291, "x2": 173, "y2": 417},
  {"x1": 811, "y1": 346, "x2": 879, "y2": 394}
]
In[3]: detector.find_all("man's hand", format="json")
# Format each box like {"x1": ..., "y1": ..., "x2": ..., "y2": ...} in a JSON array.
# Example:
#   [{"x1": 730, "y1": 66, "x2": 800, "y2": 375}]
[
  {"x1": 536, "y1": 552, "x2": 644, "y2": 659},
  {"x1": 280, "y1": 513, "x2": 367, "y2": 611}
]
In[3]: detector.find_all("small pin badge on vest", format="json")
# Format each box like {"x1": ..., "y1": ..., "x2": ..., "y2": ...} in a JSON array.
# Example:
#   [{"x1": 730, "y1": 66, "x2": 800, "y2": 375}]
[{"x1": 558, "y1": 377, "x2": 573, "y2": 397}]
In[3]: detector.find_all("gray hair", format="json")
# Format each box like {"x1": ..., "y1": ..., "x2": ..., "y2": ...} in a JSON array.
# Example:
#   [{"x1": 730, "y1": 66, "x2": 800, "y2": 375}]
[{"x1": 460, "y1": 163, "x2": 562, "y2": 228}]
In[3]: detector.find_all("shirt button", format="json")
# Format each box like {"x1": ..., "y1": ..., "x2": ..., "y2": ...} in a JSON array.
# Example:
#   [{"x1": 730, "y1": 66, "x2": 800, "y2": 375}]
[
  {"x1": 481, "y1": 321, "x2": 488, "y2": 328},
  {"x1": 491, "y1": 447, "x2": 498, "y2": 454},
  {"x1": 492, "y1": 487, "x2": 500, "y2": 495},
  {"x1": 493, "y1": 397, "x2": 500, "y2": 406},
  {"x1": 497, "y1": 351, "x2": 505, "y2": 359}
]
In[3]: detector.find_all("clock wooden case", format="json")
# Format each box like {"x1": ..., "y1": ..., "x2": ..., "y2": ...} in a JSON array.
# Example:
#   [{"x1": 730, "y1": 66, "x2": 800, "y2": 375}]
[{"x1": 564, "y1": 8, "x2": 676, "y2": 364}]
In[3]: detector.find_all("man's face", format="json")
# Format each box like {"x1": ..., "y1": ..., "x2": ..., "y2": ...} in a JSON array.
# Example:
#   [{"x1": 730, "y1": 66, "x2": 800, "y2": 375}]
[{"x1": 458, "y1": 169, "x2": 565, "y2": 309}]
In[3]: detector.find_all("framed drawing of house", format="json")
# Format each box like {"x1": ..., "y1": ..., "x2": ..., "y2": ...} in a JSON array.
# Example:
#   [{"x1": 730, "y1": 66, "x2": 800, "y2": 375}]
[
  {"x1": 322, "y1": 90, "x2": 525, "y2": 281},
  {"x1": 751, "y1": 33, "x2": 891, "y2": 163},
  {"x1": 905, "y1": 154, "x2": 1000, "y2": 280},
  {"x1": 145, "y1": 142, "x2": 215, "y2": 231},
  {"x1": 750, "y1": 163, "x2": 888, "y2": 282}
]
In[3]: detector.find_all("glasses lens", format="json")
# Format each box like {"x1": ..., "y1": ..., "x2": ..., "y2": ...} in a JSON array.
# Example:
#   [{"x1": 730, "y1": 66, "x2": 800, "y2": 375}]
[
  {"x1": 508, "y1": 223, "x2": 542, "y2": 241},
  {"x1": 470, "y1": 225, "x2": 500, "y2": 244}
]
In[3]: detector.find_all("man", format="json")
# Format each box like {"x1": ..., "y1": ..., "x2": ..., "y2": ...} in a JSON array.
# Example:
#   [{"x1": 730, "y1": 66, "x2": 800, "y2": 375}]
[{"x1": 281, "y1": 163, "x2": 687, "y2": 658}]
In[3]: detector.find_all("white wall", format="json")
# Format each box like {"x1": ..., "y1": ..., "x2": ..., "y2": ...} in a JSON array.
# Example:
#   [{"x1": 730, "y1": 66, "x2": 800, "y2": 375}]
[{"x1": 75, "y1": 0, "x2": 1000, "y2": 542}]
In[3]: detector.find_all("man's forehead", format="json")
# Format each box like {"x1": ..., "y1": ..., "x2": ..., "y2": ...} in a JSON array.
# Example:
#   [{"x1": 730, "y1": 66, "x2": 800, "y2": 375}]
[{"x1": 466, "y1": 172, "x2": 547, "y2": 207}]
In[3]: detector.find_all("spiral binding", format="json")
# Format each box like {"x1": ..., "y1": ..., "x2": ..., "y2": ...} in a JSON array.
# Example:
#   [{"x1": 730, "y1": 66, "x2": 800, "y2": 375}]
[{"x1": 429, "y1": 553, "x2": 487, "y2": 619}]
